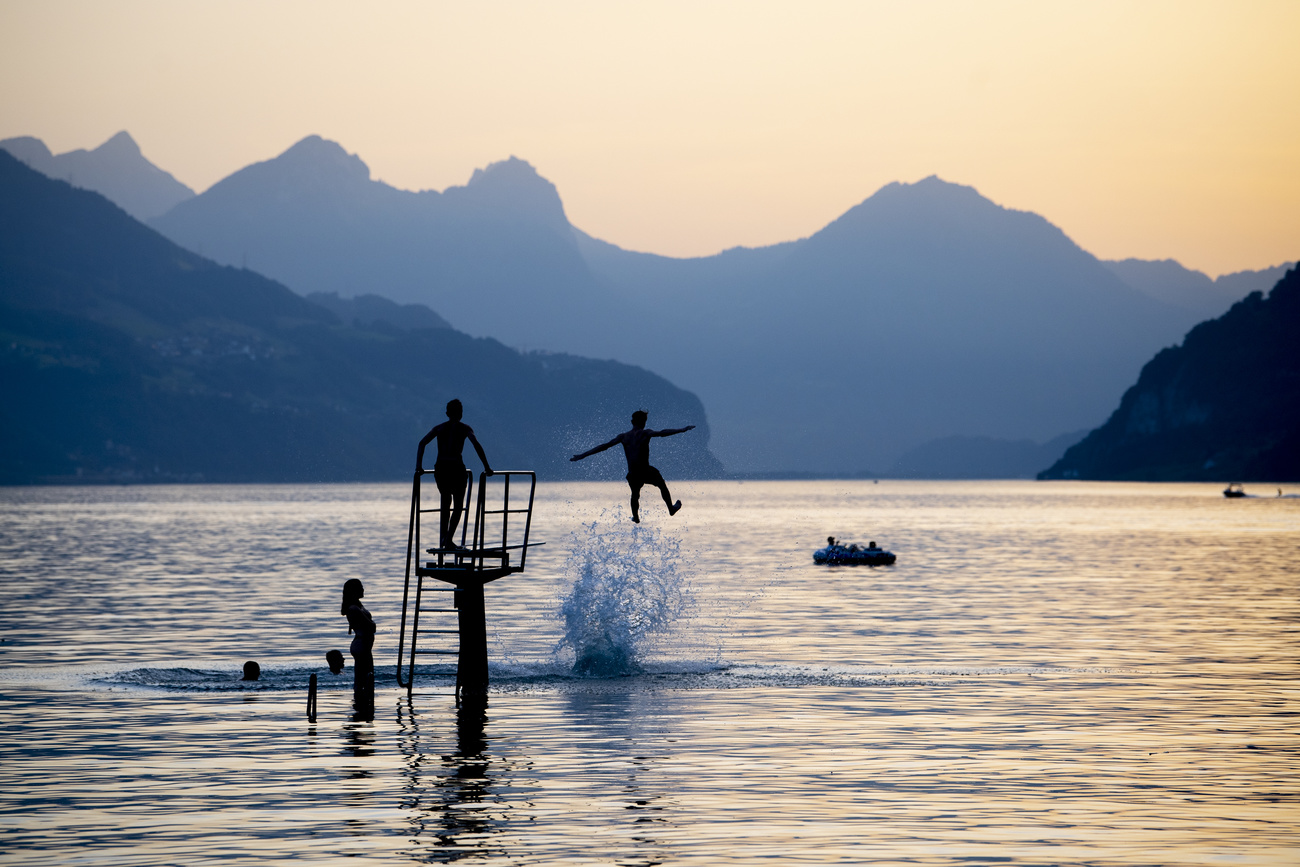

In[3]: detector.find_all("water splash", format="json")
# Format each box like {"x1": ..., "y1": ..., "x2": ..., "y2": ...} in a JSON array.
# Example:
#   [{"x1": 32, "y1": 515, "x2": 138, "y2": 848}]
[{"x1": 557, "y1": 519, "x2": 695, "y2": 676}]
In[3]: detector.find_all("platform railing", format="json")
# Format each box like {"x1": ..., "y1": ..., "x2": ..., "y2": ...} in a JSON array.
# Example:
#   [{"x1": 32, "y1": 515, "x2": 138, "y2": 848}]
[{"x1": 467, "y1": 471, "x2": 538, "y2": 573}]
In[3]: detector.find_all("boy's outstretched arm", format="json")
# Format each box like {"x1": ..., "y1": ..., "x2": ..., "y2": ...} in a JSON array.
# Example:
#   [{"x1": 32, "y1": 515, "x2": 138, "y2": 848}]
[
  {"x1": 651, "y1": 424, "x2": 696, "y2": 438},
  {"x1": 571, "y1": 435, "x2": 622, "y2": 462}
]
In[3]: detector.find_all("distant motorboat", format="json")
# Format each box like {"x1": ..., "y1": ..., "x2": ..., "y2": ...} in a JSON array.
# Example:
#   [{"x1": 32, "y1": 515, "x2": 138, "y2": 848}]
[
  {"x1": 1224, "y1": 483, "x2": 1247, "y2": 498},
  {"x1": 814, "y1": 537, "x2": 896, "y2": 566}
]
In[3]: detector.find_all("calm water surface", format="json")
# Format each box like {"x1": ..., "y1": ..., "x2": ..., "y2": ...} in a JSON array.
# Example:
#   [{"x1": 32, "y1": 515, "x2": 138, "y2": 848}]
[{"x1": 0, "y1": 480, "x2": 1297, "y2": 865}]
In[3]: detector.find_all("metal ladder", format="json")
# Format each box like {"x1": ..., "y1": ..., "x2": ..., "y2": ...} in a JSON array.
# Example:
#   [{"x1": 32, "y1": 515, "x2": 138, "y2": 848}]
[
  {"x1": 395, "y1": 468, "x2": 471, "y2": 697},
  {"x1": 396, "y1": 469, "x2": 539, "y2": 701}
]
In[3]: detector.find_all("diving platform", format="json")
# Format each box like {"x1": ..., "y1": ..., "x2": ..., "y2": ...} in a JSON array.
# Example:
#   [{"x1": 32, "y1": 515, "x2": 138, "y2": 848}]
[{"x1": 396, "y1": 469, "x2": 540, "y2": 702}]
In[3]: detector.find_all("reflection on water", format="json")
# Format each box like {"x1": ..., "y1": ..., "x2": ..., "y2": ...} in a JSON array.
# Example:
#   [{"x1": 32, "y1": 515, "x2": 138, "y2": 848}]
[
  {"x1": 400, "y1": 696, "x2": 512, "y2": 862},
  {"x1": 0, "y1": 481, "x2": 1297, "y2": 865},
  {"x1": 564, "y1": 689, "x2": 672, "y2": 867}
]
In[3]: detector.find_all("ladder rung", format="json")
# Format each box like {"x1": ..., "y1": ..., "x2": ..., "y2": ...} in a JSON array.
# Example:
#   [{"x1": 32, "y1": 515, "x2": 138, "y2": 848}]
[
  {"x1": 419, "y1": 608, "x2": 458, "y2": 614},
  {"x1": 414, "y1": 649, "x2": 458, "y2": 655},
  {"x1": 417, "y1": 629, "x2": 459, "y2": 634}
]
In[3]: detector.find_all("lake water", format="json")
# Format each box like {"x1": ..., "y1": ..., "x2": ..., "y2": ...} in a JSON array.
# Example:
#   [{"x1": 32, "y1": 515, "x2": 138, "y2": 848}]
[{"x1": 1, "y1": 480, "x2": 1297, "y2": 865}]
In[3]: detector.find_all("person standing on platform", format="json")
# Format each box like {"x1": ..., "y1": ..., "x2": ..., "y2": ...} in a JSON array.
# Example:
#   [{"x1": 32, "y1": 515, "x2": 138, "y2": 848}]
[
  {"x1": 570, "y1": 410, "x2": 695, "y2": 523},
  {"x1": 416, "y1": 399, "x2": 494, "y2": 550}
]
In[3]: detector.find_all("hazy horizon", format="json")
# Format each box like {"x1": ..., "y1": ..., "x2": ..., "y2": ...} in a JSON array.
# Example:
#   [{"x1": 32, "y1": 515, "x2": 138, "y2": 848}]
[{"x1": 2, "y1": 1, "x2": 1297, "y2": 277}]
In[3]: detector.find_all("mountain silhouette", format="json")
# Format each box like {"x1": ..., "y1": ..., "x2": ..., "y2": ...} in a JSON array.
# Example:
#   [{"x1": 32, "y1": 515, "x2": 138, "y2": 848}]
[
  {"x1": 0, "y1": 150, "x2": 722, "y2": 483},
  {"x1": 142, "y1": 136, "x2": 1239, "y2": 473},
  {"x1": 1103, "y1": 258, "x2": 1292, "y2": 320},
  {"x1": 0, "y1": 131, "x2": 194, "y2": 221},
  {"x1": 1040, "y1": 266, "x2": 1300, "y2": 481},
  {"x1": 577, "y1": 176, "x2": 1208, "y2": 472},
  {"x1": 150, "y1": 137, "x2": 599, "y2": 349}
]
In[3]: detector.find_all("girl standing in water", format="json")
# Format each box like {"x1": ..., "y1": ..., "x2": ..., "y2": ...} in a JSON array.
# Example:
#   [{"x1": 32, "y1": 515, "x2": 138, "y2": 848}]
[{"x1": 341, "y1": 579, "x2": 376, "y2": 673}]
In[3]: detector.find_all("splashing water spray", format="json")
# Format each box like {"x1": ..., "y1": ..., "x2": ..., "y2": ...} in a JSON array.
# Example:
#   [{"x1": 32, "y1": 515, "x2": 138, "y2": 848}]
[{"x1": 557, "y1": 520, "x2": 696, "y2": 676}]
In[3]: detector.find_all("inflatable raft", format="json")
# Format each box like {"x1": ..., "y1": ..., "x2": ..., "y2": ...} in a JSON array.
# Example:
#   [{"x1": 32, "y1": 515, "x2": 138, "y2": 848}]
[{"x1": 813, "y1": 538, "x2": 896, "y2": 566}]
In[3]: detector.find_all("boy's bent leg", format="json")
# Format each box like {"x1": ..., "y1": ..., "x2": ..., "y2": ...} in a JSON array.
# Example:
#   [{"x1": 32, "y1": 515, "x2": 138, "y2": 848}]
[
  {"x1": 662, "y1": 482, "x2": 682, "y2": 516},
  {"x1": 628, "y1": 480, "x2": 642, "y2": 523},
  {"x1": 649, "y1": 466, "x2": 681, "y2": 515},
  {"x1": 657, "y1": 480, "x2": 674, "y2": 509}
]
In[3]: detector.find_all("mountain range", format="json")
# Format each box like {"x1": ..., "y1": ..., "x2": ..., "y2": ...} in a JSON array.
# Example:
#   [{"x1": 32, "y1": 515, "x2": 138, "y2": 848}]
[
  {"x1": 1102, "y1": 258, "x2": 1291, "y2": 322},
  {"x1": 0, "y1": 151, "x2": 722, "y2": 484},
  {"x1": 6, "y1": 132, "x2": 1292, "y2": 476},
  {"x1": 1040, "y1": 266, "x2": 1299, "y2": 481},
  {"x1": 0, "y1": 131, "x2": 195, "y2": 221}
]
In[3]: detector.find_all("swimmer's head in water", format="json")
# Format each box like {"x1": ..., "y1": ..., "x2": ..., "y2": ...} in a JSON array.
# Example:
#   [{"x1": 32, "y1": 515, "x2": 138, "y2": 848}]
[
  {"x1": 326, "y1": 649, "x2": 345, "y2": 674},
  {"x1": 241, "y1": 660, "x2": 260, "y2": 681},
  {"x1": 446, "y1": 399, "x2": 463, "y2": 420},
  {"x1": 631, "y1": 410, "x2": 647, "y2": 428}
]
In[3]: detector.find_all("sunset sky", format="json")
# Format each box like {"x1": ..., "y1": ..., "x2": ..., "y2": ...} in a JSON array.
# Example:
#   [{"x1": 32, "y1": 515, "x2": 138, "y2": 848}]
[{"x1": 2, "y1": 0, "x2": 1296, "y2": 276}]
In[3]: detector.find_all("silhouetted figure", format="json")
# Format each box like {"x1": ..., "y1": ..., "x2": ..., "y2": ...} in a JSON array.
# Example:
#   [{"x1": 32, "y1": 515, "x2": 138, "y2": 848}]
[
  {"x1": 416, "y1": 399, "x2": 494, "y2": 549},
  {"x1": 241, "y1": 660, "x2": 260, "y2": 681},
  {"x1": 341, "y1": 579, "x2": 376, "y2": 719},
  {"x1": 326, "y1": 649, "x2": 345, "y2": 675},
  {"x1": 570, "y1": 410, "x2": 695, "y2": 522},
  {"x1": 342, "y1": 579, "x2": 376, "y2": 672},
  {"x1": 827, "y1": 536, "x2": 837, "y2": 547}
]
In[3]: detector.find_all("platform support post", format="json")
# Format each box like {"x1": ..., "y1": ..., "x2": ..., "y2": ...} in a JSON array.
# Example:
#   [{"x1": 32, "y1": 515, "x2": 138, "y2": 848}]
[{"x1": 457, "y1": 581, "x2": 489, "y2": 700}]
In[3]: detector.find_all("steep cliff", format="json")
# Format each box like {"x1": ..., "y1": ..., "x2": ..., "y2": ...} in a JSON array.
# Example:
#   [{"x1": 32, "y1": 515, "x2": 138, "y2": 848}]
[{"x1": 1040, "y1": 266, "x2": 1300, "y2": 481}]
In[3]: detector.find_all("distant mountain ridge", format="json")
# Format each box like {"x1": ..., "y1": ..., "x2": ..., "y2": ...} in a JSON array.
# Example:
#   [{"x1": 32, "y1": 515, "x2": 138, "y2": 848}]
[
  {"x1": 572, "y1": 175, "x2": 1210, "y2": 473},
  {"x1": 1040, "y1": 266, "x2": 1300, "y2": 481},
  {"x1": 150, "y1": 136, "x2": 596, "y2": 346},
  {"x1": 136, "y1": 136, "x2": 1225, "y2": 473},
  {"x1": 19, "y1": 131, "x2": 1288, "y2": 475},
  {"x1": 1102, "y1": 258, "x2": 1292, "y2": 320},
  {"x1": 0, "y1": 151, "x2": 722, "y2": 483},
  {"x1": 0, "y1": 131, "x2": 194, "y2": 221}
]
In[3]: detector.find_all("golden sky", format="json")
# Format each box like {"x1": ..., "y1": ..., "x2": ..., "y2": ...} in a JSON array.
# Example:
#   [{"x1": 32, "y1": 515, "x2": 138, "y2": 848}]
[{"x1": 2, "y1": 0, "x2": 1296, "y2": 275}]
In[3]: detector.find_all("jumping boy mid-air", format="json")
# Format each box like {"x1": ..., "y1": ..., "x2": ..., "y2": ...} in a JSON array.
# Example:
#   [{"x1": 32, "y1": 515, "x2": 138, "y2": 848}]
[{"x1": 570, "y1": 410, "x2": 695, "y2": 522}]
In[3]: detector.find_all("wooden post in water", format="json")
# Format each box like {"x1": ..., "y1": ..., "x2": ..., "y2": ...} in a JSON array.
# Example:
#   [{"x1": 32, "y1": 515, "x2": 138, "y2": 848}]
[{"x1": 307, "y1": 673, "x2": 317, "y2": 722}]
